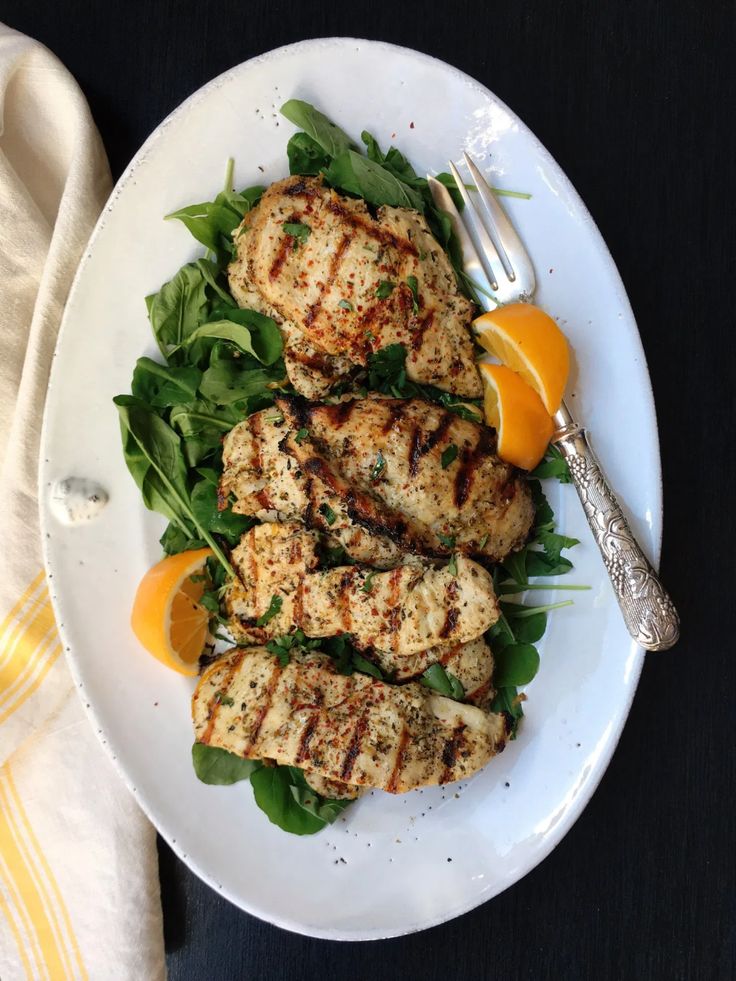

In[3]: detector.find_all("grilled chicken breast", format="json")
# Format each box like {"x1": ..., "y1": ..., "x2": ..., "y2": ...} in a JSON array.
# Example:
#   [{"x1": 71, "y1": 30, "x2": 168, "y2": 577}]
[
  {"x1": 220, "y1": 395, "x2": 534, "y2": 565},
  {"x1": 371, "y1": 637, "x2": 495, "y2": 708},
  {"x1": 228, "y1": 175, "x2": 481, "y2": 398},
  {"x1": 226, "y1": 522, "x2": 498, "y2": 653},
  {"x1": 192, "y1": 648, "x2": 509, "y2": 793}
]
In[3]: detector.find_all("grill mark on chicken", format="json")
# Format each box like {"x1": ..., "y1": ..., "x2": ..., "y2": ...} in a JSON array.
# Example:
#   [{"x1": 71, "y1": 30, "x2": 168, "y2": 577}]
[
  {"x1": 200, "y1": 652, "x2": 246, "y2": 744},
  {"x1": 296, "y1": 714, "x2": 319, "y2": 764},
  {"x1": 340, "y1": 710, "x2": 370, "y2": 781},
  {"x1": 283, "y1": 178, "x2": 319, "y2": 199},
  {"x1": 454, "y1": 427, "x2": 496, "y2": 508},
  {"x1": 387, "y1": 566, "x2": 403, "y2": 640},
  {"x1": 408, "y1": 412, "x2": 454, "y2": 477},
  {"x1": 304, "y1": 232, "x2": 352, "y2": 328},
  {"x1": 244, "y1": 661, "x2": 284, "y2": 753},
  {"x1": 381, "y1": 401, "x2": 405, "y2": 434},
  {"x1": 439, "y1": 607, "x2": 459, "y2": 640},
  {"x1": 269, "y1": 234, "x2": 293, "y2": 282},
  {"x1": 411, "y1": 310, "x2": 434, "y2": 351},
  {"x1": 440, "y1": 725, "x2": 466, "y2": 782},
  {"x1": 324, "y1": 197, "x2": 419, "y2": 258},
  {"x1": 408, "y1": 426, "x2": 423, "y2": 477},
  {"x1": 339, "y1": 569, "x2": 355, "y2": 631},
  {"x1": 331, "y1": 400, "x2": 357, "y2": 428},
  {"x1": 386, "y1": 726, "x2": 411, "y2": 793}
]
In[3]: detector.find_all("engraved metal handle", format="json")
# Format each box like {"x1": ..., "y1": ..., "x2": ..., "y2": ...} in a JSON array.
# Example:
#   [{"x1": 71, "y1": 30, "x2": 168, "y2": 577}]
[{"x1": 552, "y1": 404, "x2": 680, "y2": 651}]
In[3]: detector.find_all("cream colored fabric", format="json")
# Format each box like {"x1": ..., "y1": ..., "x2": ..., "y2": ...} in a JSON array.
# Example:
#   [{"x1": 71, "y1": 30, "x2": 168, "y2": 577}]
[{"x1": 0, "y1": 24, "x2": 165, "y2": 980}]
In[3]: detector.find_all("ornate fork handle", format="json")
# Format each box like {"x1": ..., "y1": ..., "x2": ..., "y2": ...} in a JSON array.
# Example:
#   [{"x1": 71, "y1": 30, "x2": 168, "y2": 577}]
[{"x1": 552, "y1": 418, "x2": 680, "y2": 651}]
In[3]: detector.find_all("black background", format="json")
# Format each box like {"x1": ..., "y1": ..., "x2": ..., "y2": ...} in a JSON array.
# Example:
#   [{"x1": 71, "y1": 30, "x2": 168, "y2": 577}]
[{"x1": 5, "y1": 1, "x2": 735, "y2": 978}]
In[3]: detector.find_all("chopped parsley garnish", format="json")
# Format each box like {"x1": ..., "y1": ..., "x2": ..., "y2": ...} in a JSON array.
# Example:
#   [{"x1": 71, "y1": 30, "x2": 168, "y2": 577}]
[
  {"x1": 338, "y1": 299, "x2": 354, "y2": 311},
  {"x1": 370, "y1": 451, "x2": 385, "y2": 480},
  {"x1": 294, "y1": 427, "x2": 309, "y2": 444},
  {"x1": 255, "y1": 594, "x2": 283, "y2": 627},
  {"x1": 361, "y1": 571, "x2": 378, "y2": 593},
  {"x1": 375, "y1": 280, "x2": 396, "y2": 299},
  {"x1": 478, "y1": 533, "x2": 489, "y2": 552},
  {"x1": 319, "y1": 502, "x2": 337, "y2": 526},
  {"x1": 266, "y1": 629, "x2": 320, "y2": 666},
  {"x1": 214, "y1": 691, "x2": 235, "y2": 707},
  {"x1": 448, "y1": 553, "x2": 458, "y2": 576},
  {"x1": 437, "y1": 532, "x2": 456, "y2": 549},
  {"x1": 441, "y1": 444, "x2": 458, "y2": 469},
  {"x1": 282, "y1": 221, "x2": 311, "y2": 246}
]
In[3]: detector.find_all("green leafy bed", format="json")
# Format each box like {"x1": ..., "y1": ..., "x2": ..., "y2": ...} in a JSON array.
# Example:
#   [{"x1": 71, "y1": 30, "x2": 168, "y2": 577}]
[{"x1": 115, "y1": 100, "x2": 584, "y2": 836}]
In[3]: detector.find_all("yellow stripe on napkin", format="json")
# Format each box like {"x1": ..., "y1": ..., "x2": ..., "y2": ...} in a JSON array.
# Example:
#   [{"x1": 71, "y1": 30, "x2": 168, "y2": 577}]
[{"x1": 0, "y1": 765, "x2": 87, "y2": 980}]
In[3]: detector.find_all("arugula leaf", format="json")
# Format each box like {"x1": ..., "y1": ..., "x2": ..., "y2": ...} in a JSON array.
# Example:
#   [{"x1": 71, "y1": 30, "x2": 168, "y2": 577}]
[
  {"x1": 286, "y1": 132, "x2": 331, "y2": 175},
  {"x1": 493, "y1": 643, "x2": 540, "y2": 687},
  {"x1": 283, "y1": 221, "x2": 311, "y2": 247},
  {"x1": 147, "y1": 263, "x2": 210, "y2": 356},
  {"x1": 375, "y1": 281, "x2": 396, "y2": 299},
  {"x1": 159, "y1": 522, "x2": 206, "y2": 556},
  {"x1": 280, "y1": 99, "x2": 355, "y2": 157},
  {"x1": 251, "y1": 764, "x2": 350, "y2": 835},
  {"x1": 191, "y1": 479, "x2": 254, "y2": 546},
  {"x1": 191, "y1": 743, "x2": 260, "y2": 785},
  {"x1": 131, "y1": 358, "x2": 202, "y2": 409},
  {"x1": 441, "y1": 444, "x2": 458, "y2": 469},
  {"x1": 325, "y1": 151, "x2": 425, "y2": 211},
  {"x1": 256, "y1": 595, "x2": 283, "y2": 627},
  {"x1": 351, "y1": 652, "x2": 384, "y2": 679},
  {"x1": 113, "y1": 395, "x2": 234, "y2": 575},
  {"x1": 319, "y1": 502, "x2": 337, "y2": 526},
  {"x1": 420, "y1": 663, "x2": 465, "y2": 700}
]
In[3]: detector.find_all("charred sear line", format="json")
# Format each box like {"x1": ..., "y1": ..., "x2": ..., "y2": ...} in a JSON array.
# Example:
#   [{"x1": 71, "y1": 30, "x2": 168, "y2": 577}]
[
  {"x1": 410, "y1": 310, "x2": 434, "y2": 351},
  {"x1": 386, "y1": 726, "x2": 411, "y2": 793},
  {"x1": 408, "y1": 426, "x2": 423, "y2": 477},
  {"x1": 324, "y1": 198, "x2": 419, "y2": 257},
  {"x1": 201, "y1": 653, "x2": 246, "y2": 744},
  {"x1": 440, "y1": 725, "x2": 466, "y2": 780},
  {"x1": 304, "y1": 232, "x2": 353, "y2": 327},
  {"x1": 439, "y1": 606, "x2": 459, "y2": 639},
  {"x1": 244, "y1": 661, "x2": 284, "y2": 754},
  {"x1": 296, "y1": 715, "x2": 319, "y2": 763},
  {"x1": 408, "y1": 410, "x2": 455, "y2": 477},
  {"x1": 277, "y1": 393, "x2": 312, "y2": 431},
  {"x1": 454, "y1": 428, "x2": 495, "y2": 508},
  {"x1": 381, "y1": 401, "x2": 405, "y2": 434},
  {"x1": 340, "y1": 711, "x2": 370, "y2": 781},
  {"x1": 268, "y1": 234, "x2": 293, "y2": 282}
]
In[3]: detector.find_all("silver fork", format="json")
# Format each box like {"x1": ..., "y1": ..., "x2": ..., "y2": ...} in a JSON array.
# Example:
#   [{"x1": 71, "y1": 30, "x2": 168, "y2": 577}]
[{"x1": 428, "y1": 155, "x2": 680, "y2": 652}]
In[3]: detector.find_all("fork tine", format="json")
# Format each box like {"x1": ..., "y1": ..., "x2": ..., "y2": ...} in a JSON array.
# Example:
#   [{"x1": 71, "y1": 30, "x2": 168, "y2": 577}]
[
  {"x1": 462, "y1": 152, "x2": 536, "y2": 295},
  {"x1": 426, "y1": 176, "x2": 496, "y2": 298},
  {"x1": 447, "y1": 161, "x2": 507, "y2": 293}
]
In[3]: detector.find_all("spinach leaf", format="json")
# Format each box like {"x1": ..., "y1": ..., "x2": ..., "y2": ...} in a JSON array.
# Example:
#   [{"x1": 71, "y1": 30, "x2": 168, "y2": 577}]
[
  {"x1": 148, "y1": 263, "x2": 210, "y2": 355},
  {"x1": 286, "y1": 767, "x2": 352, "y2": 823},
  {"x1": 184, "y1": 318, "x2": 281, "y2": 366},
  {"x1": 325, "y1": 150, "x2": 425, "y2": 211},
  {"x1": 286, "y1": 132, "x2": 331, "y2": 175},
  {"x1": 199, "y1": 354, "x2": 284, "y2": 406},
  {"x1": 113, "y1": 395, "x2": 234, "y2": 575},
  {"x1": 191, "y1": 479, "x2": 254, "y2": 545},
  {"x1": 319, "y1": 502, "x2": 337, "y2": 526},
  {"x1": 493, "y1": 643, "x2": 540, "y2": 687},
  {"x1": 192, "y1": 743, "x2": 260, "y2": 785},
  {"x1": 166, "y1": 185, "x2": 265, "y2": 263},
  {"x1": 204, "y1": 306, "x2": 283, "y2": 365},
  {"x1": 250, "y1": 765, "x2": 332, "y2": 835},
  {"x1": 525, "y1": 551, "x2": 574, "y2": 577},
  {"x1": 420, "y1": 663, "x2": 465, "y2": 700},
  {"x1": 131, "y1": 358, "x2": 202, "y2": 409},
  {"x1": 280, "y1": 99, "x2": 354, "y2": 157},
  {"x1": 160, "y1": 522, "x2": 206, "y2": 556},
  {"x1": 503, "y1": 610, "x2": 547, "y2": 645},
  {"x1": 351, "y1": 652, "x2": 384, "y2": 680},
  {"x1": 490, "y1": 686, "x2": 524, "y2": 738}
]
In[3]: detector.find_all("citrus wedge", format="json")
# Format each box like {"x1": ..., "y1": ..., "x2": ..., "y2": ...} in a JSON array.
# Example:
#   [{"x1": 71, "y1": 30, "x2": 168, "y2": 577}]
[
  {"x1": 474, "y1": 302, "x2": 569, "y2": 414},
  {"x1": 131, "y1": 547, "x2": 213, "y2": 676},
  {"x1": 480, "y1": 363, "x2": 554, "y2": 471}
]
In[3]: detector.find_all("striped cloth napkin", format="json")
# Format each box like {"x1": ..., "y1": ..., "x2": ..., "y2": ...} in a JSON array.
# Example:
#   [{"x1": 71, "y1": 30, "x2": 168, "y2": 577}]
[{"x1": 0, "y1": 24, "x2": 165, "y2": 980}]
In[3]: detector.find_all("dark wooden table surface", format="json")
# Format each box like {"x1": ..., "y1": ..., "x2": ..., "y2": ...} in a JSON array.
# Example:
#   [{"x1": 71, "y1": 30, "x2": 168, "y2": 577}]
[{"x1": 6, "y1": 1, "x2": 735, "y2": 978}]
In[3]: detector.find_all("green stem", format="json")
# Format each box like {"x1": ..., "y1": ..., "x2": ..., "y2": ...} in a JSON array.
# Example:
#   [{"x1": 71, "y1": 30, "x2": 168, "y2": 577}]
[
  {"x1": 223, "y1": 157, "x2": 234, "y2": 193},
  {"x1": 492, "y1": 188, "x2": 532, "y2": 200},
  {"x1": 498, "y1": 582, "x2": 591, "y2": 595},
  {"x1": 502, "y1": 600, "x2": 574, "y2": 618}
]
